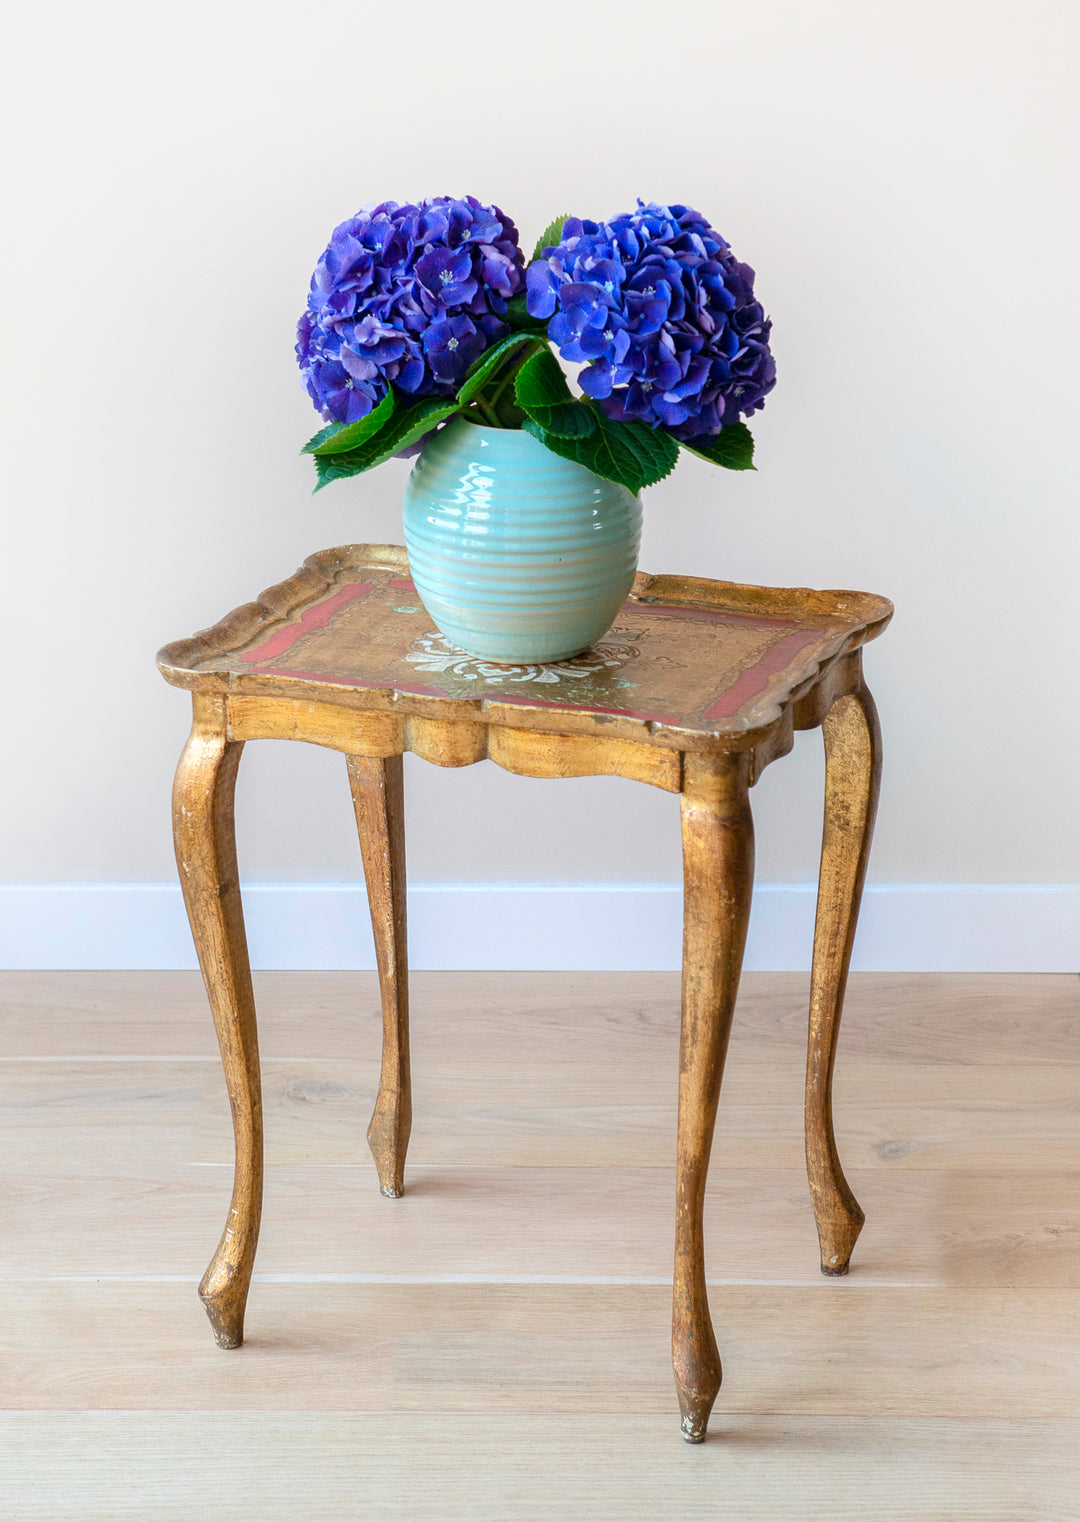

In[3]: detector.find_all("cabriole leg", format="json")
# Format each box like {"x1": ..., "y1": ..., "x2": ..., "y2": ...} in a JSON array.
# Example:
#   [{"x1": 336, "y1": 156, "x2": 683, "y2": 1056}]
[
  {"x1": 806, "y1": 680, "x2": 882, "y2": 1275},
  {"x1": 173, "y1": 696, "x2": 263, "y2": 1349},
  {"x1": 673, "y1": 752, "x2": 755, "y2": 1442},
  {"x1": 347, "y1": 753, "x2": 412, "y2": 1199}
]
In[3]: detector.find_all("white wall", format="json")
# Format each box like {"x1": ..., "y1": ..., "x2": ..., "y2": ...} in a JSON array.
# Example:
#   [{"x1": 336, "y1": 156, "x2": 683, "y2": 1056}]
[{"x1": 2, "y1": 3, "x2": 1078, "y2": 952}]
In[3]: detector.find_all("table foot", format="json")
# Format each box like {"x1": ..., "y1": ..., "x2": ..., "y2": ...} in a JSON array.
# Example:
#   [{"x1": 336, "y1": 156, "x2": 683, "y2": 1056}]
[
  {"x1": 816, "y1": 1192, "x2": 865, "y2": 1275},
  {"x1": 813, "y1": 1171, "x2": 865, "y2": 1277},
  {"x1": 677, "y1": 1388, "x2": 718, "y2": 1443},
  {"x1": 199, "y1": 1270, "x2": 247, "y2": 1349},
  {"x1": 367, "y1": 1100, "x2": 408, "y2": 1198}
]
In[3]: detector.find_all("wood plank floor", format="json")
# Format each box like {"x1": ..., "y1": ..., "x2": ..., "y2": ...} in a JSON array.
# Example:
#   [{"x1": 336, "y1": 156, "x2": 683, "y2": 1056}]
[{"x1": 1, "y1": 971, "x2": 1078, "y2": 1519}]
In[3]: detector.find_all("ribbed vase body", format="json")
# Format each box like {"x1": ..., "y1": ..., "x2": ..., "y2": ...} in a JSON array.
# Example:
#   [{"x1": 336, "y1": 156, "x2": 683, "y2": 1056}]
[{"x1": 402, "y1": 419, "x2": 642, "y2": 663}]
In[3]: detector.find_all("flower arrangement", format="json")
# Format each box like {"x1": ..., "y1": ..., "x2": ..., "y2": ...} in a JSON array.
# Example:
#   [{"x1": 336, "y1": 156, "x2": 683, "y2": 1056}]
[{"x1": 297, "y1": 196, "x2": 775, "y2": 495}]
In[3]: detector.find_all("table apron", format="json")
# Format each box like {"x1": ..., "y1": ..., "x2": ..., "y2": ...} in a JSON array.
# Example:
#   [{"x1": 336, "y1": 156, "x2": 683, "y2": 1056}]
[{"x1": 219, "y1": 695, "x2": 684, "y2": 793}]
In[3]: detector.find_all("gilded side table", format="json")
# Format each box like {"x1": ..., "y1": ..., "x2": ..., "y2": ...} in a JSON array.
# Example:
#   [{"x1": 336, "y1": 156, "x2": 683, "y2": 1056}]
[{"x1": 157, "y1": 543, "x2": 892, "y2": 1442}]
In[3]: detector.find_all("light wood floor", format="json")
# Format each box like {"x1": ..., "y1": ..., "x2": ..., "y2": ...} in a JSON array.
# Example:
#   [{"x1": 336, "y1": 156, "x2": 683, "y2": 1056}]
[{"x1": 1, "y1": 971, "x2": 1078, "y2": 1520}]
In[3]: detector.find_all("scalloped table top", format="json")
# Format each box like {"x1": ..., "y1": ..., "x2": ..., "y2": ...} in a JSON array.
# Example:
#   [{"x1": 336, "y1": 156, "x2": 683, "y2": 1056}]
[{"x1": 157, "y1": 544, "x2": 892, "y2": 749}]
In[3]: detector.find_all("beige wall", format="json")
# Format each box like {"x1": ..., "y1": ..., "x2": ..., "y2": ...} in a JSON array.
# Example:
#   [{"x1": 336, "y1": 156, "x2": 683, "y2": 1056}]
[{"x1": 3, "y1": 0, "x2": 1077, "y2": 888}]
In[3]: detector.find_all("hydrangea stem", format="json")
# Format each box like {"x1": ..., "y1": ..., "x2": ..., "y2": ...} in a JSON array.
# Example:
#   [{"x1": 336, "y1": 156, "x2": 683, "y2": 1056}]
[
  {"x1": 467, "y1": 396, "x2": 502, "y2": 427},
  {"x1": 470, "y1": 341, "x2": 543, "y2": 427},
  {"x1": 486, "y1": 362, "x2": 525, "y2": 411}
]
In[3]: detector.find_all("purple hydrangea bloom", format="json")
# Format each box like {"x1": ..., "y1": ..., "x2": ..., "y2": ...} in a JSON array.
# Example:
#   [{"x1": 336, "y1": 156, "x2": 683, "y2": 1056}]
[
  {"x1": 297, "y1": 196, "x2": 525, "y2": 423},
  {"x1": 526, "y1": 202, "x2": 775, "y2": 441}
]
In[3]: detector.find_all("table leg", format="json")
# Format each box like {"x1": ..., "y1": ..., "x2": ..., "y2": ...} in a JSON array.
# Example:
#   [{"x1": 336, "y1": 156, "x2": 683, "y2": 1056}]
[
  {"x1": 806, "y1": 681, "x2": 882, "y2": 1275},
  {"x1": 674, "y1": 752, "x2": 754, "y2": 1442},
  {"x1": 347, "y1": 754, "x2": 412, "y2": 1199},
  {"x1": 173, "y1": 700, "x2": 263, "y2": 1349}
]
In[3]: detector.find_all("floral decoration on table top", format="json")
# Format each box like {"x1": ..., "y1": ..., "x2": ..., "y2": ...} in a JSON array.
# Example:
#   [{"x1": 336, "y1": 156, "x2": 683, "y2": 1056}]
[
  {"x1": 404, "y1": 630, "x2": 641, "y2": 685},
  {"x1": 297, "y1": 197, "x2": 775, "y2": 496}
]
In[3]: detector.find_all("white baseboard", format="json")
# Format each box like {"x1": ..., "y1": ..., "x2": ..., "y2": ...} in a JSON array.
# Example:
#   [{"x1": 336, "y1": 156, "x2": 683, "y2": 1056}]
[{"x1": 0, "y1": 881, "x2": 1076, "y2": 972}]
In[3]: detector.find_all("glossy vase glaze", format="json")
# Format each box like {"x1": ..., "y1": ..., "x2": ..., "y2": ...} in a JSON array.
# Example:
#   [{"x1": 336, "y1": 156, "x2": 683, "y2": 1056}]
[{"x1": 402, "y1": 418, "x2": 642, "y2": 663}]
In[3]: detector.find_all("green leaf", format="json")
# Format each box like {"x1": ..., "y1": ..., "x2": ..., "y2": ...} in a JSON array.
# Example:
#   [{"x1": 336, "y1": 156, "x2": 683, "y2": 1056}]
[
  {"x1": 302, "y1": 421, "x2": 346, "y2": 454},
  {"x1": 493, "y1": 398, "x2": 527, "y2": 430},
  {"x1": 514, "y1": 347, "x2": 572, "y2": 409},
  {"x1": 514, "y1": 348, "x2": 596, "y2": 439},
  {"x1": 537, "y1": 402, "x2": 596, "y2": 439},
  {"x1": 523, "y1": 410, "x2": 678, "y2": 493},
  {"x1": 303, "y1": 388, "x2": 395, "y2": 456},
  {"x1": 456, "y1": 333, "x2": 538, "y2": 406},
  {"x1": 680, "y1": 422, "x2": 756, "y2": 471},
  {"x1": 531, "y1": 214, "x2": 574, "y2": 262},
  {"x1": 312, "y1": 396, "x2": 460, "y2": 492}
]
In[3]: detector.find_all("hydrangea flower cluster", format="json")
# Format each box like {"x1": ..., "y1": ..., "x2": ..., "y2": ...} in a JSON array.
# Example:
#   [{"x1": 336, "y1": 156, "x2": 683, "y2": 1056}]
[
  {"x1": 525, "y1": 202, "x2": 775, "y2": 441},
  {"x1": 297, "y1": 196, "x2": 525, "y2": 424}
]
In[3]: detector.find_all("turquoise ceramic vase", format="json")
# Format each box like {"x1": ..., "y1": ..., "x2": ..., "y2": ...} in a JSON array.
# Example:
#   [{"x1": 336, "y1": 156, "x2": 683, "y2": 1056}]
[{"x1": 402, "y1": 418, "x2": 642, "y2": 664}]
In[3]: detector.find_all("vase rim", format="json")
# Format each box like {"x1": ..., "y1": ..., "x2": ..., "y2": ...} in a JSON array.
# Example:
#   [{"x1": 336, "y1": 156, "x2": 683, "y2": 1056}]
[{"x1": 450, "y1": 418, "x2": 542, "y2": 446}]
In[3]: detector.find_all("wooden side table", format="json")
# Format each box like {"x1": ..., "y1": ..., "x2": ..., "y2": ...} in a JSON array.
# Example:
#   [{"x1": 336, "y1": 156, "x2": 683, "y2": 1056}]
[{"x1": 158, "y1": 543, "x2": 891, "y2": 1442}]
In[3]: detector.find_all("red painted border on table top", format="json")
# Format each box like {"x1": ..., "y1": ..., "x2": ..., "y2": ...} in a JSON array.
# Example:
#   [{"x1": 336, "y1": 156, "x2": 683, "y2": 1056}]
[
  {"x1": 626, "y1": 601, "x2": 803, "y2": 630},
  {"x1": 703, "y1": 629, "x2": 824, "y2": 720},
  {"x1": 240, "y1": 581, "x2": 376, "y2": 664}
]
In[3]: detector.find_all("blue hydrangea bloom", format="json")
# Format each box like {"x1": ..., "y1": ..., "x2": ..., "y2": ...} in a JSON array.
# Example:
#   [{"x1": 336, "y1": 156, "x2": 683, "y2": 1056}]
[
  {"x1": 526, "y1": 202, "x2": 775, "y2": 441},
  {"x1": 297, "y1": 197, "x2": 525, "y2": 423}
]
